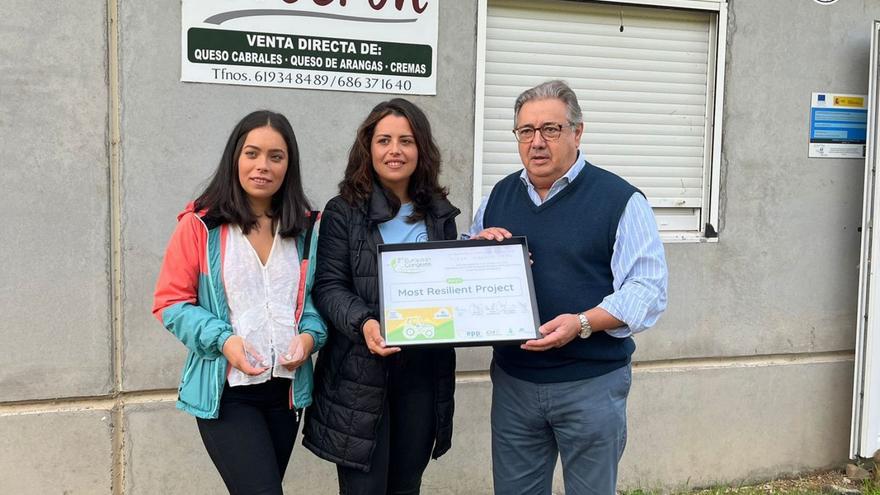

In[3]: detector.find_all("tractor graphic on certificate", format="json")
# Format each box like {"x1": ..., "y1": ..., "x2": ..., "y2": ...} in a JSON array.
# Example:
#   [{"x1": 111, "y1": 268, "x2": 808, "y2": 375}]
[
  {"x1": 385, "y1": 307, "x2": 455, "y2": 344},
  {"x1": 403, "y1": 317, "x2": 435, "y2": 339}
]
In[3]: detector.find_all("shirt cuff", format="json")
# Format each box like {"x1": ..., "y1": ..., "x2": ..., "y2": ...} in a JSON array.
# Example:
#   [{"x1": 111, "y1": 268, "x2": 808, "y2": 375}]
[{"x1": 597, "y1": 300, "x2": 633, "y2": 339}]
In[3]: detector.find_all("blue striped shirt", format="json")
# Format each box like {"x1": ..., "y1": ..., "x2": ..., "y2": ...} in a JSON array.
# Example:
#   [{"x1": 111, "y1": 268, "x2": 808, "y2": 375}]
[{"x1": 468, "y1": 152, "x2": 668, "y2": 338}]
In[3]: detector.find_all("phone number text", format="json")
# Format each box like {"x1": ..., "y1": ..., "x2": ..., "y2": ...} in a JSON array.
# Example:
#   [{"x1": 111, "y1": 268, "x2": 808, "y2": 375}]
[{"x1": 211, "y1": 68, "x2": 414, "y2": 91}]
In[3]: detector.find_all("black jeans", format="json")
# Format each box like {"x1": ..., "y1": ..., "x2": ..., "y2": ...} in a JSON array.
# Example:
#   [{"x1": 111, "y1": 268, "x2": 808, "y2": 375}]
[
  {"x1": 196, "y1": 378, "x2": 300, "y2": 495},
  {"x1": 337, "y1": 351, "x2": 437, "y2": 495}
]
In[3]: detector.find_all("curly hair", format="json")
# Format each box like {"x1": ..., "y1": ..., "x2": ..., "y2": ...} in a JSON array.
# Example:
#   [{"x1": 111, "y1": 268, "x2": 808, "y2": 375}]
[{"x1": 339, "y1": 98, "x2": 447, "y2": 221}]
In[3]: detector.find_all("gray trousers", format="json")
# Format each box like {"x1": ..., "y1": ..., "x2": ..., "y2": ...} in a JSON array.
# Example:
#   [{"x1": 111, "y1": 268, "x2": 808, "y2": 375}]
[{"x1": 490, "y1": 361, "x2": 631, "y2": 495}]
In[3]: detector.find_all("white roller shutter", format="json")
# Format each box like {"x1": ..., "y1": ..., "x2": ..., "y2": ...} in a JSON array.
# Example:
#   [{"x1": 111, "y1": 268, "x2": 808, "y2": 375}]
[{"x1": 478, "y1": 0, "x2": 717, "y2": 232}]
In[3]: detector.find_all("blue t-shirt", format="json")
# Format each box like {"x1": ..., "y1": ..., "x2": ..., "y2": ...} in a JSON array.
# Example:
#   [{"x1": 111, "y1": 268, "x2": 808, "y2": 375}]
[{"x1": 378, "y1": 203, "x2": 428, "y2": 244}]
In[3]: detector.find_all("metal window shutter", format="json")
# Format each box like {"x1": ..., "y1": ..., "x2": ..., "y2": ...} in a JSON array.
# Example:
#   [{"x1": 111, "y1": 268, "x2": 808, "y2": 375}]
[{"x1": 482, "y1": 0, "x2": 713, "y2": 231}]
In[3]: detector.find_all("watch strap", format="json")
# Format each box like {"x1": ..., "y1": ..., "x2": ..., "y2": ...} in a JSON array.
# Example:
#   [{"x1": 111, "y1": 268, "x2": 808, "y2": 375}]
[{"x1": 577, "y1": 313, "x2": 592, "y2": 339}]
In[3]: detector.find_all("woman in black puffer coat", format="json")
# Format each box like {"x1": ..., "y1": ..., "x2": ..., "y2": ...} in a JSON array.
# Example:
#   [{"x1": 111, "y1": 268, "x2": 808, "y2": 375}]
[{"x1": 303, "y1": 98, "x2": 459, "y2": 495}]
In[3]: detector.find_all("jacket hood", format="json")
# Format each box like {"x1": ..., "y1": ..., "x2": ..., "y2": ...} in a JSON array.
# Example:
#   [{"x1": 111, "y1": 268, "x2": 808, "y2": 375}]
[
  {"x1": 429, "y1": 195, "x2": 460, "y2": 220},
  {"x1": 366, "y1": 185, "x2": 395, "y2": 224},
  {"x1": 177, "y1": 201, "x2": 207, "y2": 221}
]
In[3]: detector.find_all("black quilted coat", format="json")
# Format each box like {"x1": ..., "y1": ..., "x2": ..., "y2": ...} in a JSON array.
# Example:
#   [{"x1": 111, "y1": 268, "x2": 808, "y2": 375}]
[{"x1": 302, "y1": 188, "x2": 460, "y2": 472}]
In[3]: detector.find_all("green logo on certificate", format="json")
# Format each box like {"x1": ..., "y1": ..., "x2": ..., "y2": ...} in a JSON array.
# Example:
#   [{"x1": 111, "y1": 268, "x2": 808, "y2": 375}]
[
  {"x1": 385, "y1": 307, "x2": 455, "y2": 343},
  {"x1": 390, "y1": 256, "x2": 432, "y2": 274}
]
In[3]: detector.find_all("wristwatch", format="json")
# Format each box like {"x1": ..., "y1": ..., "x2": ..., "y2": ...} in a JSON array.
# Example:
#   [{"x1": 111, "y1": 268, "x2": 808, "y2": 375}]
[{"x1": 577, "y1": 313, "x2": 592, "y2": 339}]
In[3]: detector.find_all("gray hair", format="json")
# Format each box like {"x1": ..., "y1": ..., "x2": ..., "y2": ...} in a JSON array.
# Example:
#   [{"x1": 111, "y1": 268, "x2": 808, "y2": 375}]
[{"x1": 513, "y1": 80, "x2": 583, "y2": 125}]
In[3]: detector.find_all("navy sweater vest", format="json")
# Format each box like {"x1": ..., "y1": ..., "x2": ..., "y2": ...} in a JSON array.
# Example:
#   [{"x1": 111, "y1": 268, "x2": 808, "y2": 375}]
[{"x1": 484, "y1": 162, "x2": 640, "y2": 383}]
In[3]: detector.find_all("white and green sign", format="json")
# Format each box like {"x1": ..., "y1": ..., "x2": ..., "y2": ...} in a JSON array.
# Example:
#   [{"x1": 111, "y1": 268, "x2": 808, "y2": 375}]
[{"x1": 181, "y1": 1, "x2": 438, "y2": 95}]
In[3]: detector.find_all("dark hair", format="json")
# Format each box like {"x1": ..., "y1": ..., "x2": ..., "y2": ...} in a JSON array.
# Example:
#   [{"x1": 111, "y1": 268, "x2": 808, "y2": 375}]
[
  {"x1": 339, "y1": 98, "x2": 447, "y2": 221},
  {"x1": 194, "y1": 110, "x2": 312, "y2": 237},
  {"x1": 515, "y1": 80, "x2": 583, "y2": 125}
]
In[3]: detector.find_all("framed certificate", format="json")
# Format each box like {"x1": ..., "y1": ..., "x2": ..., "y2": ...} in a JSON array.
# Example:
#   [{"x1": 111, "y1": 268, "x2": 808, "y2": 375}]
[{"x1": 377, "y1": 237, "x2": 540, "y2": 347}]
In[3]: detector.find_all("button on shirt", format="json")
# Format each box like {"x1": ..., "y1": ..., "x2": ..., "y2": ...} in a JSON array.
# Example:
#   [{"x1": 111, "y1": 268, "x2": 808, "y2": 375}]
[
  {"x1": 224, "y1": 225, "x2": 301, "y2": 386},
  {"x1": 469, "y1": 152, "x2": 668, "y2": 338}
]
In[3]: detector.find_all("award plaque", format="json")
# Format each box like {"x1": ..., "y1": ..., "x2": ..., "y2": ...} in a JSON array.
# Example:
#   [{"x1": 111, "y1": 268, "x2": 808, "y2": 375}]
[{"x1": 377, "y1": 237, "x2": 540, "y2": 347}]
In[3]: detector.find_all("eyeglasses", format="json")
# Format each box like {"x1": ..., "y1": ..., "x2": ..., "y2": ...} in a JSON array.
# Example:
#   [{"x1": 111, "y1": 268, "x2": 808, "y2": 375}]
[{"x1": 512, "y1": 122, "x2": 574, "y2": 143}]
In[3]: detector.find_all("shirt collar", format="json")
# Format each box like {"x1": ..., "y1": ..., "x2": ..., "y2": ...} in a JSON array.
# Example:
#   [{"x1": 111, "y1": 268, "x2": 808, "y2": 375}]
[{"x1": 518, "y1": 150, "x2": 586, "y2": 190}]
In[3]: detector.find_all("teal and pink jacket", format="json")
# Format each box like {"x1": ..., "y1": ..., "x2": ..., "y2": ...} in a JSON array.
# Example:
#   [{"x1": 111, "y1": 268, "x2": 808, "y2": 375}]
[{"x1": 152, "y1": 204, "x2": 326, "y2": 419}]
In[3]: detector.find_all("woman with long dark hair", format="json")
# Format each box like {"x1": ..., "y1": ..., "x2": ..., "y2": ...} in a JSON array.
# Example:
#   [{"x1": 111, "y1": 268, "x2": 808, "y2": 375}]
[
  {"x1": 153, "y1": 110, "x2": 326, "y2": 494},
  {"x1": 302, "y1": 98, "x2": 459, "y2": 494}
]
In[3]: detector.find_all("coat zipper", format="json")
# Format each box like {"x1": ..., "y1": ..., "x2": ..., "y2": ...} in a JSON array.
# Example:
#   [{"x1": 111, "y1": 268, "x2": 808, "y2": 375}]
[
  {"x1": 289, "y1": 213, "x2": 318, "y2": 410},
  {"x1": 354, "y1": 238, "x2": 365, "y2": 264},
  {"x1": 202, "y1": 219, "x2": 227, "y2": 416}
]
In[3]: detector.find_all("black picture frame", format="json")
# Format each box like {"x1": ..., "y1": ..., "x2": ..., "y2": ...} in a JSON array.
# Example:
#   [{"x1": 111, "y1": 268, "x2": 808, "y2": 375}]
[{"x1": 377, "y1": 237, "x2": 540, "y2": 347}]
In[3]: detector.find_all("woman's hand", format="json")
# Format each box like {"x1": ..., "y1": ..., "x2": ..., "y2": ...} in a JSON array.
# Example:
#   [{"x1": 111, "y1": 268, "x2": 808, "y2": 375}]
[
  {"x1": 472, "y1": 227, "x2": 512, "y2": 241},
  {"x1": 362, "y1": 319, "x2": 401, "y2": 357},
  {"x1": 279, "y1": 333, "x2": 315, "y2": 371},
  {"x1": 222, "y1": 335, "x2": 269, "y2": 376}
]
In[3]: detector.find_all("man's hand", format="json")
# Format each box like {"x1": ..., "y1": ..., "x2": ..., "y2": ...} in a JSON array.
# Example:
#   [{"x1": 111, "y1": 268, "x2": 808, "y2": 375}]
[
  {"x1": 521, "y1": 313, "x2": 581, "y2": 352},
  {"x1": 222, "y1": 335, "x2": 269, "y2": 375},
  {"x1": 280, "y1": 333, "x2": 314, "y2": 371},
  {"x1": 472, "y1": 227, "x2": 534, "y2": 264},
  {"x1": 363, "y1": 319, "x2": 401, "y2": 357},
  {"x1": 472, "y1": 227, "x2": 512, "y2": 241}
]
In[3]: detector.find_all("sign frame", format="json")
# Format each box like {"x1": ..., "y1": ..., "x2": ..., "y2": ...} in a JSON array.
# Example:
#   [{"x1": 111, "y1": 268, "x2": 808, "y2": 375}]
[
  {"x1": 377, "y1": 237, "x2": 541, "y2": 348},
  {"x1": 180, "y1": 1, "x2": 438, "y2": 95},
  {"x1": 809, "y1": 92, "x2": 868, "y2": 159}
]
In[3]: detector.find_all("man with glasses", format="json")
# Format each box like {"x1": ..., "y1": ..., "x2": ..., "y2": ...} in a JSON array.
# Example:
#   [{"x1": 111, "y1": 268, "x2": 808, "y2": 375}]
[{"x1": 470, "y1": 80, "x2": 668, "y2": 495}]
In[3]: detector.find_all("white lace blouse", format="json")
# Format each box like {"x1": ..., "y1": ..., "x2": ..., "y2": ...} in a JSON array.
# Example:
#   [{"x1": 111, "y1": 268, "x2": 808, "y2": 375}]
[{"x1": 223, "y1": 225, "x2": 300, "y2": 387}]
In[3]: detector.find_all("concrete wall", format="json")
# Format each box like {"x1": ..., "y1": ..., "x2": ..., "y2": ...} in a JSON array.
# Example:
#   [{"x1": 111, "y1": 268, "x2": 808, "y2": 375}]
[
  {"x1": 0, "y1": 0, "x2": 874, "y2": 493},
  {"x1": 0, "y1": 1, "x2": 112, "y2": 403}
]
